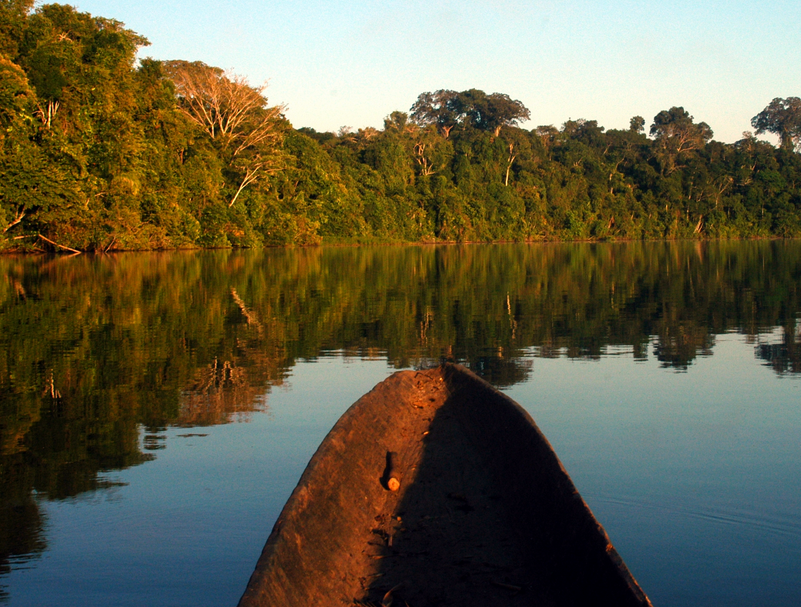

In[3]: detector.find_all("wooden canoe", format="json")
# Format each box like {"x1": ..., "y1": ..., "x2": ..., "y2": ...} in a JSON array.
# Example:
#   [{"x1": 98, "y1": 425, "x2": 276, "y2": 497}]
[{"x1": 238, "y1": 363, "x2": 653, "y2": 607}]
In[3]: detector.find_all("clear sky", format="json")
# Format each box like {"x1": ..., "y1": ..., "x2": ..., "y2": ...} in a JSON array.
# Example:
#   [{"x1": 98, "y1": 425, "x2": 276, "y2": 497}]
[{"x1": 70, "y1": 0, "x2": 800, "y2": 143}]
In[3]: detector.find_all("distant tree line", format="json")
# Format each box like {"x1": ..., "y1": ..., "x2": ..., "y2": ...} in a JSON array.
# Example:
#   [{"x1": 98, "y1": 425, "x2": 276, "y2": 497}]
[{"x1": 2, "y1": 2, "x2": 801, "y2": 251}]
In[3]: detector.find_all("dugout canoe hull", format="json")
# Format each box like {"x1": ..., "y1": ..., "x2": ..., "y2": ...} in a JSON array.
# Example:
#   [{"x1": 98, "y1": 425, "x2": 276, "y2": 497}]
[{"x1": 238, "y1": 363, "x2": 652, "y2": 607}]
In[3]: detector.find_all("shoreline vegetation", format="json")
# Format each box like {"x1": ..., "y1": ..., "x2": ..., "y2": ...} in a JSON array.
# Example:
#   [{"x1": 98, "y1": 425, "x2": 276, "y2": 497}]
[{"x1": 2, "y1": 3, "x2": 801, "y2": 253}]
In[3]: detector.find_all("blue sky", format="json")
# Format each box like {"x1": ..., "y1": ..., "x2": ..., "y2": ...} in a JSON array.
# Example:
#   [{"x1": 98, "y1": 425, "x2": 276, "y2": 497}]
[{"x1": 71, "y1": 0, "x2": 800, "y2": 143}]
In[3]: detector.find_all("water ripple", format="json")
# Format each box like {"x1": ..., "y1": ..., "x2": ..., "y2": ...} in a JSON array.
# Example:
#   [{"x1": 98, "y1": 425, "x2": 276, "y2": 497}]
[{"x1": 591, "y1": 494, "x2": 801, "y2": 539}]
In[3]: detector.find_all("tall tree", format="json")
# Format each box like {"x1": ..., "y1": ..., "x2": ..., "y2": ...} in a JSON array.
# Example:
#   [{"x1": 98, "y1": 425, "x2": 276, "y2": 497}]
[
  {"x1": 0, "y1": 55, "x2": 38, "y2": 236},
  {"x1": 21, "y1": 4, "x2": 147, "y2": 130},
  {"x1": 1, "y1": 4, "x2": 156, "y2": 250},
  {"x1": 454, "y1": 89, "x2": 530, "y2": 136},
  {"x1": 163, "y1": 60, "x2": 285, "y2": 206},
  {"x1": 629, "y1": 116, "x2": 645, "y2": 133},
  {"x1": 751, "y1": 97, "x2": 801, "y2": 152},
  {"x1": 410, "y1": 89, "x2": 530, "y2": 138},
  {"x1": 650, "y1": 107, "x2": 712, "y2": 174},
  {"x1": 409, "y1": 89, "x2": 460, "y2": 137}
]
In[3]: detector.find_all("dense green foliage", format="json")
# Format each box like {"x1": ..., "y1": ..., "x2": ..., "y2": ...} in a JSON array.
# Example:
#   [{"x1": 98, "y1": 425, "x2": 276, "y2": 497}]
[{"x1": 2, "y1": 3, "x2": 801, "y2": 251}]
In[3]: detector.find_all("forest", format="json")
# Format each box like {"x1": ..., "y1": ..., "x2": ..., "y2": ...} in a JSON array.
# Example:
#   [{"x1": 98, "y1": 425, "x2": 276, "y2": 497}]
[{"x1": 2, "y1": 1, "x2": 801, "y2": 252}]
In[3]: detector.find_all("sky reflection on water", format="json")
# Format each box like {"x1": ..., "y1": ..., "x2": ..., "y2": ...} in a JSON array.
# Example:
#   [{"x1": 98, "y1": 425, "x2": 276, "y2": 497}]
[
  {"x1": 7, "y1": 342, "x2": 799, "y2": 607},
  {"x1": 507, "y1": 335, "x2": 801, "y2": 606}
]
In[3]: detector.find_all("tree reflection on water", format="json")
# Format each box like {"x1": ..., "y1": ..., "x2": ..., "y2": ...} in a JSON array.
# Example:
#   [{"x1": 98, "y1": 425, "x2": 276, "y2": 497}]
[{"x1": 0, "y1": 241, "x2": 800, "y2": 590}]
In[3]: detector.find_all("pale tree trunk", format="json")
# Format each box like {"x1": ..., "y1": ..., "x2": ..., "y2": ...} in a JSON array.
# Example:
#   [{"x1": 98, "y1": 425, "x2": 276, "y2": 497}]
[
  {"x1": 38, "y1": 233, "x2": 81, "y2": 254},
  {"x1": 414, "y1": 142, "x2": 435, "y2": 176},
  {"x1": 3, "y1": 208, "x2": 25, "y2": 233},
  {"x1": 229, "y1": 167, "x2": 261, "y2": 207},
  {"x1": 504, "y1": 144, "x2": 516, "y2": 186},
  {"x1": 36, "y1": 100, "x2": 59, "y2": 129},
  {"x1": 714, "y1": 176, "x2": 733, "y2": 210}
]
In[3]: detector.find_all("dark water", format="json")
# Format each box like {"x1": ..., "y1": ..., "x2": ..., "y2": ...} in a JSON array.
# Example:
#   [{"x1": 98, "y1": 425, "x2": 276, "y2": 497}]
[{"x1": 1, "y1": 242, "x2": 800, "y2": 606}]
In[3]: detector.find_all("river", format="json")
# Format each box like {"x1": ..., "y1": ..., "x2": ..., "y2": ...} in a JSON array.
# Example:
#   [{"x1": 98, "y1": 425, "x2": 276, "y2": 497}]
[{"x1": 1, "y1": 242, "x2": 800, "y2": 606}]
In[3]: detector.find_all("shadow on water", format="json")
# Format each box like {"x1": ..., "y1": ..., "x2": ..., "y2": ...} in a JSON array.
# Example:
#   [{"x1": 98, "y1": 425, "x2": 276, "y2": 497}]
[{"x1": 0, "y1": 495, "x2": 47, "y2": 602}]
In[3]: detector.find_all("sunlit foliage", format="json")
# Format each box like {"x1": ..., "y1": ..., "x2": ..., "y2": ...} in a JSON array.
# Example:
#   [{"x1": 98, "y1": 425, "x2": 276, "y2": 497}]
[{"x1": 1, "y1": 3, "x2": 801, "y2": 250}]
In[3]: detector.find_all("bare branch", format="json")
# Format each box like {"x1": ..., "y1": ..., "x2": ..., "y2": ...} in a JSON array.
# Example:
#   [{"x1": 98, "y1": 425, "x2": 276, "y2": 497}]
[
  {"x1": 38, "y1": 233, "x2": 81, "y2": 254},
  {"x1": 229, "y1": 166, "x2": 261, "y2": 207},
  {"x1": 165, "y1": 61, "x2": 284, "y2": 158},
  {"x1": 4, "y1": 208, "x2": 25, "y2": 233},
  {"x1": 164, "y1": 60, "x2": 285, "y2": 203}
]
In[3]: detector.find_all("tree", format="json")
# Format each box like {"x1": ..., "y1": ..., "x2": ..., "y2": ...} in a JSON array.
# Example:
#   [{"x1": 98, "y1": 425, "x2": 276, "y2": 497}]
[
  {"x1": 629, "y1": 116, "x2": 645, "y2": 133},
  {"x1": 650, "y1": 107, "x2": 712, "y2": 174},
  {"x1": 751, "y1": 97, "x2": 801, "y2": 152},
  {"x1": 0, "y1": 0, "x2": 34, "y2": 58},
  {"x1": 163, "y1": 60, "x2": 285, "y2": 206},
  {"x1": 455, "y1": 89, "x2": 530, "y2": 136},
  {"x1": 21, "y1": 4, "x2": 148, "y2": 130},
  {"x1": 1, "y1": 4, "x2": 155, "y2": 250},
  {"x1": 534, "y1": 125, "x2": 558, "y2": 149},
  {"x1": 0, "y1": 55, "x2": 37, "y2": 236},
  {"x1": 410, "y1": 89, "x2": 530, "y2": 137},
  {"x1": 383, "y1": 110, "x2": 415, "y2": 134},
  {"x1": 561, "y1": 118, "x2": 605, "y2": 148},
  {"x1": 0, "y1": 54, "x2": 32, "y2": 128},
  {"x1": 409, "y1": 89, "x2": 460, "y2": 137},
  {"x1": 164, "y1": 61, "x2": 283, "y2": 157},
  {"x1": 650, "y1": 107, "x2": 712, "y2": 152}
]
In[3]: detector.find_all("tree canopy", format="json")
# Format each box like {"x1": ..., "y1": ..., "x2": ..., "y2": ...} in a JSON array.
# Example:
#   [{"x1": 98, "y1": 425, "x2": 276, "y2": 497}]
[
  {"x1": 1, "y1": 3, "x2": 800, "y2": 251},
  {"x1": 751, "y1": 97, "x2": 801, "y2": 152},
  {"x1": 649, "y1": 106, "x2": 713, "y2": 174},
  {"x1": 410, "y1": 89, "x2": 530, "y2": 137},
  {"x1": 163, "y1": 60, "x2": 285, "y2": 207}
]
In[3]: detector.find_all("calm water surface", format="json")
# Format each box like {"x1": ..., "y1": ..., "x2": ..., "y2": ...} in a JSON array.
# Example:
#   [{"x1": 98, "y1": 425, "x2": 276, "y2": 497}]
[{"x1": 1, "y1": 242, "x2": 800, "y2": 606}]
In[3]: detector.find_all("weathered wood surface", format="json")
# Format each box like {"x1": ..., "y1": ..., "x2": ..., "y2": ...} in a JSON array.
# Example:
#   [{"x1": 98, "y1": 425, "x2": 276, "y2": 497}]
[{"x1": 238, "y1": 363, "x2": 653, "y2": 607}]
